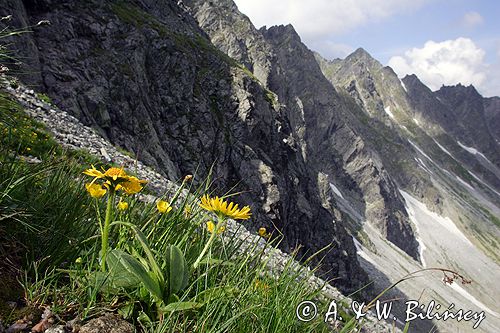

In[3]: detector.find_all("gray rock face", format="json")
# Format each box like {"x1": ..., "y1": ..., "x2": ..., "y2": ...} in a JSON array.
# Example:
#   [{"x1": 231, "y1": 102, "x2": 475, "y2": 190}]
[
  {"x1": 186, "y1": 0, "x2": 420, "y2": 260},
  {"x1": 262, "y1": 27, "x2": 419, "y2": 259},
  {"x1": 405, "y1": 76, "x2": 499, "y2": 167},
  {"x1": 403, "y1": 74, "x2": 500, "y2": 187},
  {"x1": 484, "y1": 96, "x2": 500, "y2": 143},
  {"x1": 0, "y1": 0, "x2": 367, "y2": 291},
  {"x1": 434, "y1": 84, "x2": 499, "y2": 165}
]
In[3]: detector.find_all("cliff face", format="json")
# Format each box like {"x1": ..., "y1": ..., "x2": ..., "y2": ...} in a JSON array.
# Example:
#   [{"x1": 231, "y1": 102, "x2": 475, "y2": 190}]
[
  {"x1": 434, "y1": 84, "x2": 499, "y2": 165},
  {"x1": 3, "y1": 2, "x2": 500, "y2": 331},
  {"x1": 186, "y1": 0, "x2": 420, "y2": 260},
  {"x1": 404, "y1": 77, "x2": 499, "y2": 168},
  {"x1": 4, "y1": 0, "x2": 498, "y2": 297},
  {"x1": 0, "y1": 0, "x2": 367, "y2": 291},
  {"x1": 402, "y1": 74, "x2": 500, "y2": 187},
  {"x1": 484, "y1": 96, "x2": 500, "y2": 143}
]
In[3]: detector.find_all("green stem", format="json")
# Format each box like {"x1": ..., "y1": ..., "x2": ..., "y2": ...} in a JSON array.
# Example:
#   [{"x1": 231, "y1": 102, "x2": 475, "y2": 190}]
[
  {"x1": 192, "y1": 216, "x2": 223, "y2": 269},
  {"x1": 101, "y1": 189, "x2": 115, "y2": 271}
]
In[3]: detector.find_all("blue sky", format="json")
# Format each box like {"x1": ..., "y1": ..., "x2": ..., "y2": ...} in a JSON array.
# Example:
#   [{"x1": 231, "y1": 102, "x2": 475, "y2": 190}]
[{"x1": 233, "y1": 0, "x2": 500, "y2": 96}]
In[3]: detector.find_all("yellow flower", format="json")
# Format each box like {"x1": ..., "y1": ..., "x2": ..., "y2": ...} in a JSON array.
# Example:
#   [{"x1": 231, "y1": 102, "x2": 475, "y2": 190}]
[
  {"x1": 75, "y1": 257, "x2": 83, "y2": 264},
  {"x1": 184, "y1": 174, "x2": 193, "y2": 182},
  {"x1": 83, "y1": 165, "x2": 127, "y2": 183},
  {"x1": 83, "y1": 165, "x2": 105, "y2": 179},
  {"x1": 121, "y1": 176, "x2": 146, "y2": 195},
  {"x1": 83, "y1": 165, "x2": 147, "y2": 194},
  {"x1": 206, "y1": 221, "x2": 225, "y2": 234},
  {"x1": 258, "y1": 227, "x2": 270, "y2": 239},
  {"x1": 117, "y1": 201, "x2": 129, "y2": 211},
  {"x1": 199, "y1": 195, "x2": 251, "y2": 220},
  {"x1": 85, "y1": 183, "x2": 106, "y2": 198},
  {"x1": 206, "y1": 221, "x2": 215, "y2": 233},
  {"x1": 103, "y1": 167, "x2": 128, "y2": 182},
  {"x1": 157, "y1": 200, "x2": 173, "y2": 213}
]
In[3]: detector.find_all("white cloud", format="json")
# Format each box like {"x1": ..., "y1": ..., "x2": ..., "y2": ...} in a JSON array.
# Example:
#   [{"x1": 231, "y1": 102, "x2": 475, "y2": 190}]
[
  {"x1": 233, "y1": 0, "x2": 428, "y2": 39},
  {"x1": 388, "y1": 38, "x2": 489, "y2": 92},
  {"x1": 460, "y1": 11, "x2": 484, "y2": 28}
]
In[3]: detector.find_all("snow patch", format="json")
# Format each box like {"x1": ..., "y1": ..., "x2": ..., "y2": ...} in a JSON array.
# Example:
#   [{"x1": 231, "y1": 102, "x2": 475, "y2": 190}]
[
  {"x1": 469, "y1": 171, "x2": 500, "y2": 197},
  {"x1": 329, "y1": 183, "x2": 344, "y2": 199},
  {"x1": 384, "y1": 105, "x2": 395, "y2": 119},
  {"x1": 352, "y1": 237, "x2": 377, "y2": 266},
  {"x1": 457, "y1": 141, "x2": 494, "y2": 165},
  {"x1": 433, "y1": 139, "x2": 453, "y2": 157},
  {"x1": 400, "y1": 191, "x2": 474, "y2": 248},
  {"x1": 408, "y1": 140, "x2": 433, "y2": 162},
  {"x1": 413, "y1": 118, "x2": 420, "y2": 125},
  {"x1": 455, "y1": 175, "x2": 474, "y2": 190},
  {"x1": 400, "y1": 78, "x2": 407, "y2": 92},
  {"x1": 449, "y1": 283, "x2": 500, "y2": 318},
  {"x1": 415, "y1": 157, "x2": 432, "y2": 174},
  {"x1": 404, "y1": 202, "x2": 427, "y2": 267}
]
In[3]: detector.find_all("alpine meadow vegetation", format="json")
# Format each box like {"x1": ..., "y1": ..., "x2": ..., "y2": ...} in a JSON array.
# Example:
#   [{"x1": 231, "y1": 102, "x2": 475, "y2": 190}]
[
  {"x1": 0, "y1": 25, "x2": 332, "y2": 329},
  {"x1": 0, "y1": 93, "x2": 332, "y2": 332}
]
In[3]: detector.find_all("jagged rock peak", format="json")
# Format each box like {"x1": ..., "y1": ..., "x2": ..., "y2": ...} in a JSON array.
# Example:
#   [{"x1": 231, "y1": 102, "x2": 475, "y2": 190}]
[
  {"x1": 402, "y1": 74, "x2": 433, "y2": 93},
  {"x1": 344, "y1": 47, "x2": 381, "y2": 67},
  {"x1": 437, "y1": 83, "x2": 481, "y2": 97},
  {"x1": 261, "y1": 24, "x2": 302, "y2": 43}
]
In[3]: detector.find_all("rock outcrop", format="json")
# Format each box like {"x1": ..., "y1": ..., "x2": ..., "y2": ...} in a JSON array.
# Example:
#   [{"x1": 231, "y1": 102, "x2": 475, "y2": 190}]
[
  {"x1": 0, "y1": 0, "x2": 367, "y2": 292},
  {"x1": 186, "y1": 0, "x2": 420, "y2": 260},
  {"x1": 1, "y1": 74, "x2": 400, "y2": 332}
]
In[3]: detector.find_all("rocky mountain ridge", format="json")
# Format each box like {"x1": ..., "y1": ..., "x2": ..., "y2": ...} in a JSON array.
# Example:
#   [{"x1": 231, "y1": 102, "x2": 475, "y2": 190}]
[
  {"x1": 315, "y1": 39, "x2": 500, "y2": 333},
  {"x1": 186, "y1": 0, "x2": 420, "y2": 263},
  {"x1": 0, "y1": 0, "x2": 368, "y2": 293},
  {"x1": 1, "y1": 0, "x2": 499, "y2": 331},
  {"x1": 1, "y1": 75, "x2": 398, "y2": 332}
]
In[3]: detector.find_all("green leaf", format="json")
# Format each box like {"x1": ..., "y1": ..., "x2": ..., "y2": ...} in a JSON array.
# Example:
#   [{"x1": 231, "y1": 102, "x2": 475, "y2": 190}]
[
  {"x1": 166, "y1": 245, "x2": 188, "y2": 296},
  {"x1": 86, "y1": 271, "x2": 109, "y2": 291},
  {"x1": 132, "y1": 225, "x2": 165, "y2": 287},
  {"x1": 106, "y1": 249, "x2": 141, "y2": 288},
  {"x1": 137, "y1": 311, "x2": 152, "y2": 325},
  {"x1": 158, "y1": 301, "x2": 203, "y2": 313},
  {"x1": 118, "y1": 302, "x2": 135, "y2": 319},
  {"x1": 109, "y1": 221, "x2": 164, "y2": 289},
  {"x1": 109, "y1": 249, "x2": 163, "y2": 302}
]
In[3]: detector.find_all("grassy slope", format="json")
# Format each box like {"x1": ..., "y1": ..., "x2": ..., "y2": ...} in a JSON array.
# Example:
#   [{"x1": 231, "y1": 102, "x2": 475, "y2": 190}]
[{"x1": 0, "y1": 81, "x2": 336, "y2": 332}]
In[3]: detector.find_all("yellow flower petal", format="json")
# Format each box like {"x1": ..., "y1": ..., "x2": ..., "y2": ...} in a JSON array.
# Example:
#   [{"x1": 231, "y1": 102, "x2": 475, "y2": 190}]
[
  {"x1": 85, "y1": 183, "x2": 106, "y2": 199},
  {"x1": 120, "y1": 176, "x2": 145, "y2": 195},
  {"x1": 206, "y1": 221, "x2": 215, "y2": 233},
  {"x1": 198, "y1": 195, "x2": 251, "y2": 220},
  {"x1": 103, "y1": 167, "x2": 128, "y2": 183},
  {"x1": 83, "y1": 165, "x2": 104, "y2": 179},
  {"x1": 157, "y1": 200, "x2": 173, "y2": 213},
  {"x1": 117, "y1": 201, "x2": 129, "y2": 211},
  {"x1": 206, "y1": 221, "x2": 224, "y2": 234}
]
